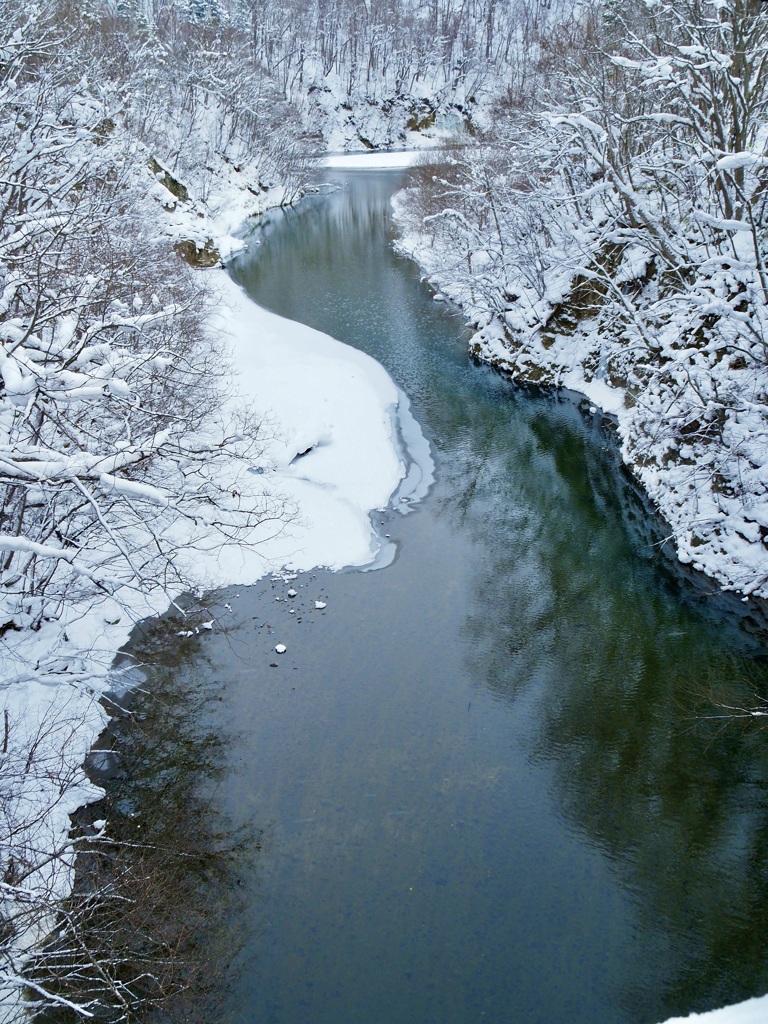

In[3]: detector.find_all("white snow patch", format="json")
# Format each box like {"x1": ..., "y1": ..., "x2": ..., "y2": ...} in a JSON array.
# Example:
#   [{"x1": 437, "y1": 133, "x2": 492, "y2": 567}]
[
  {"x1": 658, "y1": 995, "x2": 768, "y2": 1024},
  {"x1": 212, "y1": 271, "x2": 433, "y2": 578},
  {"x1": 321, "y1": 150, "x2": 431, "y2": 170}
]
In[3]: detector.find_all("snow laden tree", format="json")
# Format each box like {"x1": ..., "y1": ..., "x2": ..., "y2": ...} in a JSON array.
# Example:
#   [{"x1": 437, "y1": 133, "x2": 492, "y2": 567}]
[
  {"x1": 396, "y1": 0, "x2": 768, "y2": 596},
  {"x1": 553, "y1": 0, "x2": 768, "y2": 596},
  {"x1": 115, "y1": 5, "x2": 310, "y2": 206},
  {"x1": 0, "y1": 2, "x2": 287, "y2": 640}
]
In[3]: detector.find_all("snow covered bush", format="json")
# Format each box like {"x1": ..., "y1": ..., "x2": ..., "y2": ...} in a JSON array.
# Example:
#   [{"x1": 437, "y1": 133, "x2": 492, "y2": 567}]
[
  {"x1": 119, "y1": 10, "x2": 310, "y2": 206},
  {"x1": 395, "y1": 0, "x2": 768, "y2": 598},
  {"x1": 0, "y1": 0, "x2": 287, "y2": 641}
]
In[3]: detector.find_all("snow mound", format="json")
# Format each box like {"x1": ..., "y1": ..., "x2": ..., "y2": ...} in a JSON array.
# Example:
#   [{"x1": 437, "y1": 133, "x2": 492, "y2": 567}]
[
  {"x1": 212, "y1": 272, "x2": 434, "y2": 578},
  {"x1": 659, "y1": 994, "x2": 768, "y2": 1024}
]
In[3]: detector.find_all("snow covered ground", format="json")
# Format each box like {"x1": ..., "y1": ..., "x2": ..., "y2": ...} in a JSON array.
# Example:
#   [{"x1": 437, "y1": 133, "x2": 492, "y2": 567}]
[
  {"x1": 660, "y1": 994, "x2": 768, "y2": 1023},
  {"x1": 211, "y1": 271, "x2": 433, "y2": 578},
  {"x1": 177, "y1": 148, "x2": 434, "y2": 585}
]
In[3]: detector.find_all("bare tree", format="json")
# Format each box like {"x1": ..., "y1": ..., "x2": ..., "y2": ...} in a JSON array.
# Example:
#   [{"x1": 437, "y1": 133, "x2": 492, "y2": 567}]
[{"x1": 0, "y1": 0, "x2": 294, "y2": 642}]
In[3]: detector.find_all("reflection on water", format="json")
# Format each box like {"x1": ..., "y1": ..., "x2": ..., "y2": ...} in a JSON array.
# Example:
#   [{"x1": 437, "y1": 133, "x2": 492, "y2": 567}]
[
  {"x1": 132, "y1": 169, "x2": 768, "y2": 1023},
  {"x1": 40, "y1": 612, "x2": 257, "y2": 1023}
]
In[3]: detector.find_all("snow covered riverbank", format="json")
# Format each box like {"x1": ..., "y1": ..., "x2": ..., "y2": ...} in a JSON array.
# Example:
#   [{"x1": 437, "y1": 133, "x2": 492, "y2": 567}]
[
  {"x1": 211, "y1": 272, "x2": 434, "y2": 577},
  {"x1": 392, "y1": 181, "x2": 768, "y2": 610},
  {"x1": 660, "y1": 994, "x2": 768, "y2": 1024}
]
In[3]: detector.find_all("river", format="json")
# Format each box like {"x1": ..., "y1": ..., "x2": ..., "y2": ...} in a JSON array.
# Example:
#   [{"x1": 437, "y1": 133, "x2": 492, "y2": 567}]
[{"x1": 117, "y1": 166, "x2": 768, "y2": 1024}]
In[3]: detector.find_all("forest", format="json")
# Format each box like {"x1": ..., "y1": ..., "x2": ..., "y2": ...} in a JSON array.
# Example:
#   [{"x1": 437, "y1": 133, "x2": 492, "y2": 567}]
[{"x1": 2, "y1": 0, "x2": 768, "y2": 1019}]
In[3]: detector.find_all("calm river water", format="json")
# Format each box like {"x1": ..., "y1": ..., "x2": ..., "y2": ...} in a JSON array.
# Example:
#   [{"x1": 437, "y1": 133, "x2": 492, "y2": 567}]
[{"x1": 129, "y1": 167, "x2": 768, "y2": 1024}]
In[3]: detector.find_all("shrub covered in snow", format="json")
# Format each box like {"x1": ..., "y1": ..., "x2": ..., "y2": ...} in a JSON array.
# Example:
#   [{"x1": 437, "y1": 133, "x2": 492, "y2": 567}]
[{"x1": 394, "y1": 0, "x2": 768, "y2": 599}]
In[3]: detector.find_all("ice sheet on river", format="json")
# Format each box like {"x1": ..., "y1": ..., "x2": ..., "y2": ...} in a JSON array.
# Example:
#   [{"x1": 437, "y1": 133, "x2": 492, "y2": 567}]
[{"x1": 213, "y1": 272, "x2": 434, "y2": 578}]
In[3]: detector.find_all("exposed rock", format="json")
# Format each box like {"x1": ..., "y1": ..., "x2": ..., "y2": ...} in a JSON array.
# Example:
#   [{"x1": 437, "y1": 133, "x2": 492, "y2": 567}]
[
  {"x1": 149, "y1": 157, "x2": 190, "y2": 203},
  {"x1": 174, "y1": 238, "x2": 220, "y2": 268}
]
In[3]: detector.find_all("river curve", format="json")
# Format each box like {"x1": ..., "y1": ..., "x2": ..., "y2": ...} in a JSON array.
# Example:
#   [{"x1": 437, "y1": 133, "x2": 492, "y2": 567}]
[{"x1": 117, "y1": 166, "x2": 768, "y2": 1024}]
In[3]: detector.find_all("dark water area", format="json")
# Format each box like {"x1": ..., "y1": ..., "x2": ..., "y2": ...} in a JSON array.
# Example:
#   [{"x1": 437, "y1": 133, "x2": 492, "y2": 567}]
[{"x1": 119, "y1": 167, "x2": 768, "y2": 1024}]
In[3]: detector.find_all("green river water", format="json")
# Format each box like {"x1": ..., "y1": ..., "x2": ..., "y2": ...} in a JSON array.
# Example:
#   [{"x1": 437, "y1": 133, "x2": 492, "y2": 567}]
[{"x1": 107, "y1": 166, "x2": 768, "y2": 1024}]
